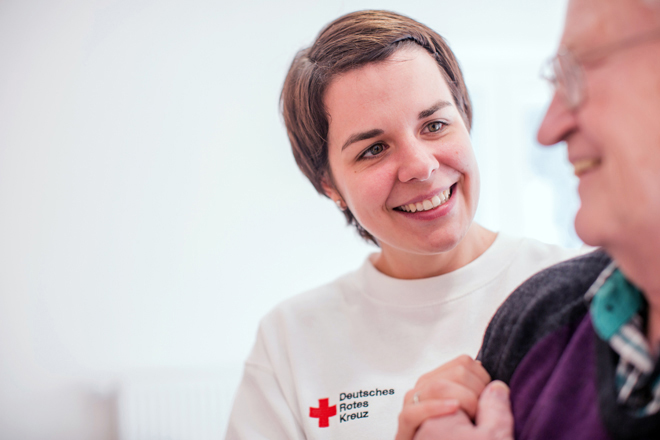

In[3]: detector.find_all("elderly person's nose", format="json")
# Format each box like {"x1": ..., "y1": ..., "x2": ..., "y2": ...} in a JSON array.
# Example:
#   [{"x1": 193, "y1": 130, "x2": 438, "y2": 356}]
[
  {"x1": 537, "y1": 93, "x2": 578, "y2": 146},
  {"x1": 397, "y1": 140, "x2": 440, "y2": 182}
]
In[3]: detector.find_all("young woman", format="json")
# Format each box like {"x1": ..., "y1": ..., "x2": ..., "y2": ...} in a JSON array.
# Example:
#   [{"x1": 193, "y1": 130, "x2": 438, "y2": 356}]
[{"x1": 225, "y1": 10, "x2": 580, "y2": 440}]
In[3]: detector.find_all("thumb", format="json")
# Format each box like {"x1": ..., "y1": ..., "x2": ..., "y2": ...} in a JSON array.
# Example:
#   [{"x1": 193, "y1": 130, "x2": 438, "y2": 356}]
[{"x1": 475, "y1": 381, "x2": 514, "y2": 440}]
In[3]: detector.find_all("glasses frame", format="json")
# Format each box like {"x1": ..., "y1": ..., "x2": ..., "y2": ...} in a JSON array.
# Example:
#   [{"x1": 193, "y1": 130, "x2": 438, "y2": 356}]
[{"x1": 541, "y1": 27, "x2": 660, "y2": 110}]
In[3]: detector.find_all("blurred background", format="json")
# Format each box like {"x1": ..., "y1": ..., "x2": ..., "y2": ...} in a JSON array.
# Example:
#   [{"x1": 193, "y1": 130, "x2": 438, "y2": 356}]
[{"x1": 0, "y1": 0, "x2": 578, "y2": 438}]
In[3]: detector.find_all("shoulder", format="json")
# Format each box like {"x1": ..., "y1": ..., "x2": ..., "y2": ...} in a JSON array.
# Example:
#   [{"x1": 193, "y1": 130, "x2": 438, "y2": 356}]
[
  {"x1": 508, "y1": 234, "x2": 590, "y2": 268},
  {"x1": 250, "y1": 266, "x2": 363, "y2": 355},
  {"x1": 243, "y1": 267, "x2": 361, "y2": 372},
  {"x1": 479, "y1": 249, "x2": 611, "y2": 383},
  {"x1": 518, "y1": 235, "x2": 590, "y2": 257},
  {"x1": 263, "y1": 268, "x2": 360, "y2": 327},
  {"x1": 493, "y1": 233, "x2": 589, "y2": 279}
]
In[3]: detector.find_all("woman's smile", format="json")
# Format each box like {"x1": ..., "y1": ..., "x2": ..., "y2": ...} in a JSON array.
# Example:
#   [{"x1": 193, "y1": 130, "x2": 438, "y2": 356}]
[{"x1": 394, "y1": 184, "x2": 455, "y2": 213}]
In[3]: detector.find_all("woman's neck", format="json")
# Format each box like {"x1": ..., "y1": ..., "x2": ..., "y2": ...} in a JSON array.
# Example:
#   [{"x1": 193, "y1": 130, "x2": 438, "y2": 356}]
[{"x1": 373, "y1": 223, "x2": 497, "y2": 280}]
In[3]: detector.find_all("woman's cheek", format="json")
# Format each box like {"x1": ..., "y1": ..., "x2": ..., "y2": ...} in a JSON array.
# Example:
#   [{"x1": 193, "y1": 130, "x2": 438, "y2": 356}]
[
  {"x1": 440, "y1": 141, "x2": 475, "y2": 171},
  {"x1": 356, "y1": 172, "x2": 393, "y2": 207}
]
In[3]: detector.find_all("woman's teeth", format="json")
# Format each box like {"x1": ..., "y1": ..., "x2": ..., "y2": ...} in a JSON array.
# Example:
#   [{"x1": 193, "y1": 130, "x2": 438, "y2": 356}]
[
  {"x1": 573, "y1": 158, "x2": 601, "y2": 176},
  {"x1": 399, "y1": 188, "x2": 451, "y2": 213}
]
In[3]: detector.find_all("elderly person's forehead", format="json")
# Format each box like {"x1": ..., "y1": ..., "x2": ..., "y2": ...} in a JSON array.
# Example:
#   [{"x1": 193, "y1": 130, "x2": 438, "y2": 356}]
[{"x1": 563, "y1": 0, "x2": 660, "y2": 50}]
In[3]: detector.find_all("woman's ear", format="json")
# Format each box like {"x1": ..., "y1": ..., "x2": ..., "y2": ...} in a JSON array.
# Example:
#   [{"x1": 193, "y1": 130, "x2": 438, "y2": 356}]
[
  {"x1": 321, "y1": 178, "x2": 338, "y2": 199},
  {"x1": 321, "y1": 178, "x2": 347, "y2": 211}
]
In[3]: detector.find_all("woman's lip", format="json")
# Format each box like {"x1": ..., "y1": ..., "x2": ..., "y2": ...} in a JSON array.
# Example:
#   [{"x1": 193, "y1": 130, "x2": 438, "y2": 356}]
[
  {"x1": 396, "y1": 184, "x2": 458, "y2": 218},
  {"x1": 395, "y1": 184, "x2": 456, "y2": 208},
  {"x1": 394, "y1": 183, "x2": 456, "y2": 213}
]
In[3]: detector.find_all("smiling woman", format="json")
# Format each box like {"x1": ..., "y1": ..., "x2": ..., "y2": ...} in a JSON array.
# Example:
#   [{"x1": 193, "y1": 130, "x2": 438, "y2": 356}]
[
  {"x1": 225, "y1": 10, "x2": 582, "y2": 440},
  {"x1": 322, "y1": 46, "x2": 483, "y2": 280}
]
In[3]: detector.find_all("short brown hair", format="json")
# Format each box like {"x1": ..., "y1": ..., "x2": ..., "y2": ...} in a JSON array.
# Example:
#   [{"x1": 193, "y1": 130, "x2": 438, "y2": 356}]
[{"x1": 281, "y1": 10, "x2": 472, "y2": 244}]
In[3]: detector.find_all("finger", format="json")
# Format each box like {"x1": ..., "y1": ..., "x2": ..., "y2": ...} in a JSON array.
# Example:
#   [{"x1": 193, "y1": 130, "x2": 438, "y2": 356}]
[
  {"x1": 412, "y1": 379, "x2": 480, "y2": 419},
  {"x1": 447, "y1": 355, "x2": 491, "y2": 385},
  {"x1": 418, "y1": 367, "x2": 487, "y2": 399},
  {"x1": 416, "y1": 355, "x2": 491, "y2": 393},
  {"x1": 442, "y1": 364, "x2": 490, "y2": 397},
  {"x1": 415, "y1": 355, "x2": 471, "y2": 385},
  {"x1": 475, "y1": 381, "x2": 514, "y2": 440},
  {"x1": 404, "y1": 388, "x2": 421, "y2": 406},
  {"x1": 470, "y1": 359, "x2": 492, "y2": 385},
  {"x1": 414, "y1": 410, "x2": 473, "y2": 440},
  {"x1": 396, "y1": 400, "x2": 460, "y2": 440}
]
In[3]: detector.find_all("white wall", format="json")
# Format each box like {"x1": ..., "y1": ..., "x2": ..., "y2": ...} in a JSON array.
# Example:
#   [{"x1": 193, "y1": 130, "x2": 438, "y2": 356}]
[{"x1": 0, "y1": 0, "x2": 574, "y2": 438}]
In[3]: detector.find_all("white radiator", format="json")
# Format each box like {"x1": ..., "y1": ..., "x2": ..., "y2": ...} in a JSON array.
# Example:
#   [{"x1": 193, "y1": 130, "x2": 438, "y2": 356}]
[{"x1": 118, "y1": 370, "x2": 242, "y2": 440}]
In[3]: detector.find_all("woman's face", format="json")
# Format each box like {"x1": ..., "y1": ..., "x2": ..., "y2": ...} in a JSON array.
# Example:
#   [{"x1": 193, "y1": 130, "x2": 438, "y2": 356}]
[{"x1": 323, "y1": 47, "x2": 480, "y2": 260}]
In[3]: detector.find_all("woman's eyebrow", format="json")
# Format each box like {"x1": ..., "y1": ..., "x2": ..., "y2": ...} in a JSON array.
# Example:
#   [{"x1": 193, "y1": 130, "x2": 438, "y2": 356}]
[
  {"x1": 418, "y1": 100, "x2": 452, "y2": 119},
  {"x1": 340, "y1": 100, "x2": 452, "y2": 152},
  {"x1": 341, "y1": 128, "x2": 384, "y2": 151}
]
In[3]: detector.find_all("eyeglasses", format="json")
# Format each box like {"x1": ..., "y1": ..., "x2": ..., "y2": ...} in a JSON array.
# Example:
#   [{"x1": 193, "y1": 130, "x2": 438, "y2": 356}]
[{"x1": 541, "y1": 27, "x2": 660, "y2": 110}]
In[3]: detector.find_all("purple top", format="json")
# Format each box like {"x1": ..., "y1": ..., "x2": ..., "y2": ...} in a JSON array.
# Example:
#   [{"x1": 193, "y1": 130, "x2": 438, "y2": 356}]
[{"x1": 510, "y1": 315, "x2": 611, "y2": 439}]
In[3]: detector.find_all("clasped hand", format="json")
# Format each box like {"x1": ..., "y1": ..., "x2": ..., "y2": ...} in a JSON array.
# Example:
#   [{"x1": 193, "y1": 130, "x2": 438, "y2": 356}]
[{"x1": 395, "y1": 355, "x2": 514, "y2": 440}]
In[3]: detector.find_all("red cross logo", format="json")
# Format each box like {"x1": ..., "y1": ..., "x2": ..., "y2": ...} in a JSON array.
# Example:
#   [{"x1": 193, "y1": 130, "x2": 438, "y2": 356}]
[{"x1": 309, "y1": 398, "x2": 337, "y2": 428}]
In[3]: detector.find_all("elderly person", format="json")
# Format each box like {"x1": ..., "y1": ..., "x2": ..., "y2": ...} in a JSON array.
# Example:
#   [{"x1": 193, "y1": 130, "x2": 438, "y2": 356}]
[
  {"x1": 225, "y1": 10, "x2": 580, "y2": 440},
  {"x1": 404, "y1": 0, "x2": 660, "y2": 438}
]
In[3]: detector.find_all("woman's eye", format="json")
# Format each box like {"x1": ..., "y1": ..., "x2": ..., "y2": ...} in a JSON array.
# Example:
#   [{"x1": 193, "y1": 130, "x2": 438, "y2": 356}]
[
  {"x1": 362, "y1": 143, "x2": 387, "y2": 158},
  {"x1": 426, "y1": 121, "x2": 445, "y2": 133}
]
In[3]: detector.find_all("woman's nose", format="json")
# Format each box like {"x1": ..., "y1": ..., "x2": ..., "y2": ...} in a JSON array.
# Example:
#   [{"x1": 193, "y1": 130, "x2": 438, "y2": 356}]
[{"x1": 396, "y1": 140, "x2": 439, "y2": 182}]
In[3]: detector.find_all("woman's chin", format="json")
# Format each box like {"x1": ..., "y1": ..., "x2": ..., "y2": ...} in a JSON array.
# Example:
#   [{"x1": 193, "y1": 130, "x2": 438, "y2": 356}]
[{"x1": 381, "y1": 230, "x2": 466, "y2": 258}]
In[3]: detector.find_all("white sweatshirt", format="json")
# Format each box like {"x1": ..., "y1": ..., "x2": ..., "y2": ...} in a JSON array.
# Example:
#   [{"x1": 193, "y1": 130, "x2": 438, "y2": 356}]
[{"x1": 226, "y1": 234, "x2": 583, "y2": 440}]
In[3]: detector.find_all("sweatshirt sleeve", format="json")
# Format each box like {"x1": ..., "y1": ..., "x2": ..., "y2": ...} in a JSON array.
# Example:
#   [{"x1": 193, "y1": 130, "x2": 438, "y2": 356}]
[{"x1": 225, "y1": 326, "x2": 306, "y2": 440}]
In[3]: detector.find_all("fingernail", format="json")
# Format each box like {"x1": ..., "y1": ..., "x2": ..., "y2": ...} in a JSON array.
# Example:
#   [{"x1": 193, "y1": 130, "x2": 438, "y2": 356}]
[{"x1": 487, "y1": 381, "x2": 510, "y2": 402}]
